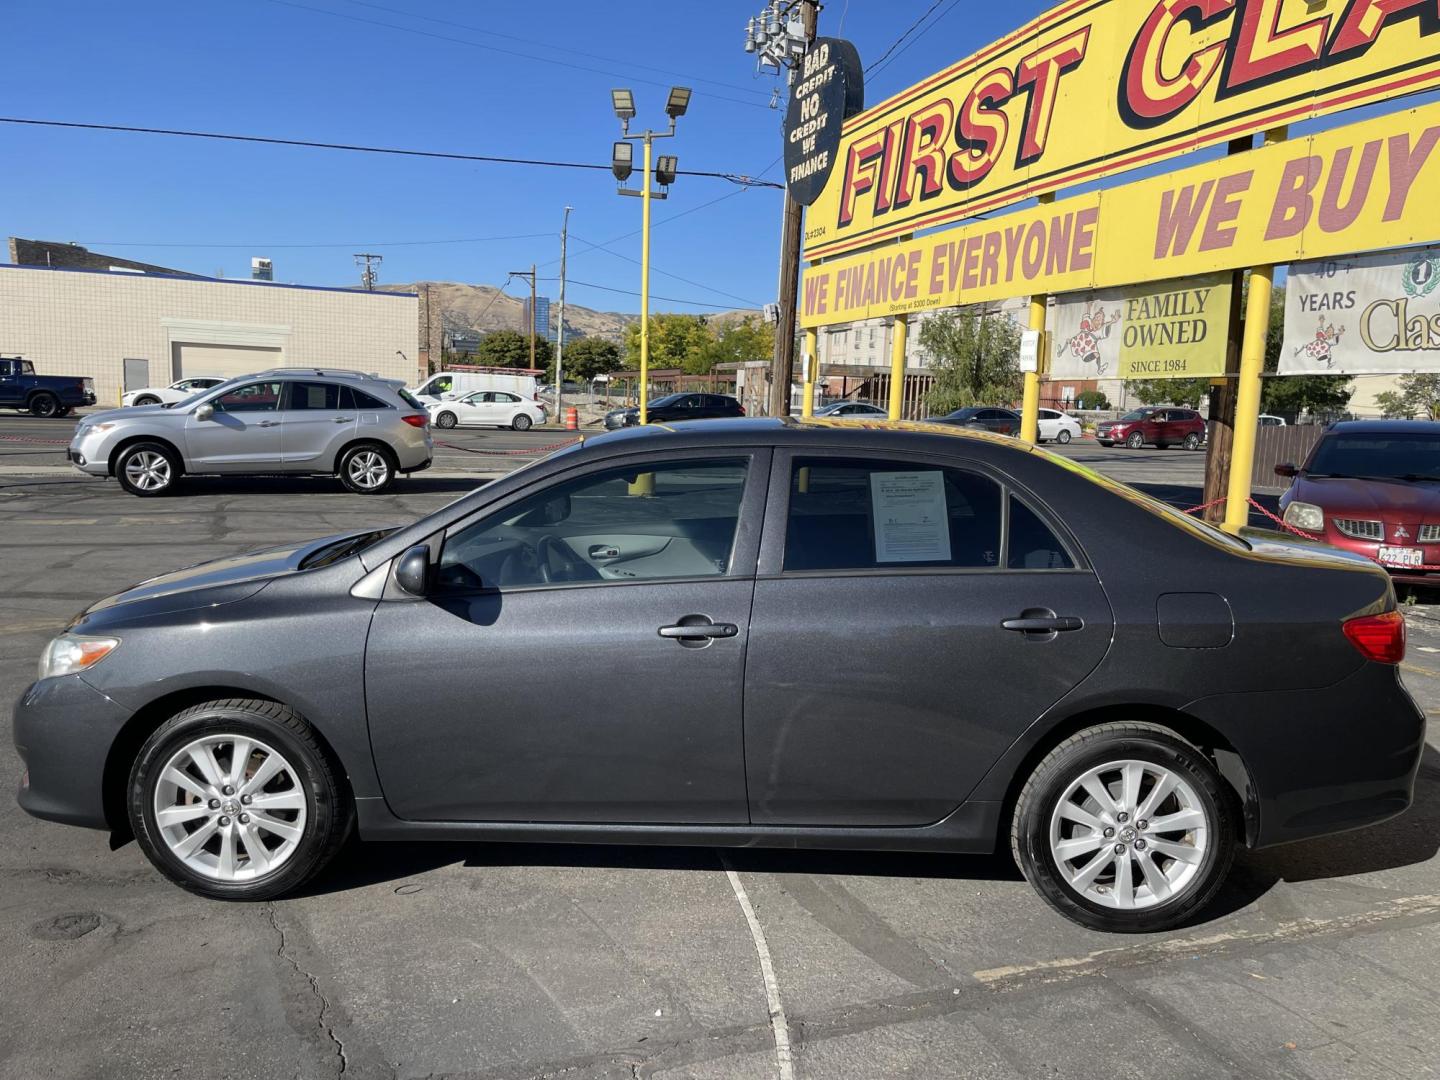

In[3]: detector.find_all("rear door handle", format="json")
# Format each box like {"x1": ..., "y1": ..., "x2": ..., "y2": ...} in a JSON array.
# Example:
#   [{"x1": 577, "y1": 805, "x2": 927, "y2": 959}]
[
  {"x1": 658, "y1": 619, "x2": 738, "y2": 640},
  {"x1": 333, "y1": 416, "x2": 354, "y2": 423},
  {"x1": 1002, "y1": 615, "x2": 1083, "y2": 633},
  {"x1": 257, "y1": 420, "x2": 280, "y2": 428}
]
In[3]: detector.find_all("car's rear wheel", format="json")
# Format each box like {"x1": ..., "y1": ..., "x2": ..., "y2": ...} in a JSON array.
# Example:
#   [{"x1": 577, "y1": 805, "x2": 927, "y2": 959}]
[
  {"x1": 1184, "y1": 432, "x2": 1202, "y2": 451},
  {"x1": 338, "y1": 443, "x2": 395, "y2": 494},
  {"x1": 28, "y1": 392, "x2": 60, "y2": 418},
  {"x1": 435, "y1": 411, "x2": 457, "y2": 429},
  {"x1": 1011, "y1": 723, "x2": 1235, "y2": 932},
  {"x1": 1056, "y1": 429, "x2": 1073, "y2": 444},
  {"x1": 128, "y1": 698, "x2": 350, "y2": 900},
  {"x1": 1125, "y1": 431, "x2": 1144, "y2": 449},
  {"x1": 115, "y1": 441, "x2": 180, "y2": 496},
  {"x1": 512, "y1": 413, "x2": 533, "y2": 431},
  {"x1": 132, "y1": 395, "x2": 161, "y2": 407}
]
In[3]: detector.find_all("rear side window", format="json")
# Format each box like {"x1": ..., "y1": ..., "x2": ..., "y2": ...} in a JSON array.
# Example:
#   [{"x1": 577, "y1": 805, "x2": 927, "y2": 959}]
[
  {"x1": 286, "y1": 382, "x2": 341, "y2": 410},
  {"x1": 340, "y1": 386, "x2": 393, "y2": 410},
  {"x1": 784, "y1": 458, "x2": 1002, "y2": 571}
]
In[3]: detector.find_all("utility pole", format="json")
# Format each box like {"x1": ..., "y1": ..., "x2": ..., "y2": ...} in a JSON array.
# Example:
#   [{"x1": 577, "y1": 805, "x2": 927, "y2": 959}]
[
  {"x1": 353, "y1": 252, "x2": 382, "y2": 291},
  {"x1": 509, "y1": 266, "x2": 539, "y2": 371},
  {"x1": 556, "y1": 206, "x2": 572, "y2": 424}
]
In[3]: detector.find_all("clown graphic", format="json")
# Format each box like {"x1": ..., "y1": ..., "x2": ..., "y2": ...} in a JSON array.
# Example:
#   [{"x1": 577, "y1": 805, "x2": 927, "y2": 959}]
[
  {"x1": 1293, "y1": 318, "x2": 1345, "y2": 369},
  {"x1": 1056, "y1": 301, "x2": 1121, "y2": 376}
]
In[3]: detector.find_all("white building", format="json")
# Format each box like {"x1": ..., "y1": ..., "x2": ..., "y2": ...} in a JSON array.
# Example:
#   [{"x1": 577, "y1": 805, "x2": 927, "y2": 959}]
[{"x1": 0, "y1": 264, "x2": 420, "y2": 407}]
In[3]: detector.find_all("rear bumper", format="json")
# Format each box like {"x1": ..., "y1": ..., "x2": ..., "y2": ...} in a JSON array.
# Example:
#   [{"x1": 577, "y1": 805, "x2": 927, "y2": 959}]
[
  {"x1": 1184, "y1": 662, "x2": 1425, "y2": 848},
  {"x1": 13, "y1": 674, "x2": 133, "y2": 831}
]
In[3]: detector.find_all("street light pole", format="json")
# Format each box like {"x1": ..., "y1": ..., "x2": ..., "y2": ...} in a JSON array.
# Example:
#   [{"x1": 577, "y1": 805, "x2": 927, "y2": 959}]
[
  {"x1": 640, "y1": 138, "x2": 653, "y2": 425},
  {"x1": 556, "y1": 205, "x2": 572, "y2": 425}
]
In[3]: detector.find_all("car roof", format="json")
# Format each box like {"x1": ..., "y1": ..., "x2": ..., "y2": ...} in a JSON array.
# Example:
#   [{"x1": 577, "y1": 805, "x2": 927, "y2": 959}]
[
  {"x1": 1326, "y1": 420, "x2": 1440, "y2": 435},
  {"x1": 577, "y1": 416, "x2": 1037, "y2": 457}
]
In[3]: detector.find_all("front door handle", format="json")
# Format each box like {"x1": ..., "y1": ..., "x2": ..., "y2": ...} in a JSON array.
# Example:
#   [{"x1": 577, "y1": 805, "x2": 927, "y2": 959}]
[
  {"x1": 1002, "y1": 613, "x2": 1083, "y2": 634},
  {"x1": 333, "y1": 416, "x2": 354, "y2": 423},
  {"x1": 658, "y1": 617, "x2": 738, "y2": 641},
  {"x1": 257, "y1": 420, "x2": 280, "y2": 428}
]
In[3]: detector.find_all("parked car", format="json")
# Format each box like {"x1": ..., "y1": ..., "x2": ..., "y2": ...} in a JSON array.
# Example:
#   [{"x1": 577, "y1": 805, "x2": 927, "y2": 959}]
[
  {"x1": 17, "y1": 418, "x2": 1420, "y2": 932},
  {"x1": 1259, "y1": 414, "x2": 1287, "y2": 427},
  {"x1": 814, "y1": 401, "x2": 889, "y2": 419},
  {"x1": 1037, "y1": 408, "x2": 1083, "y2": 444},
  {"x1": 123, "y1": 377, "x2": 225, "y2": 408},
  {"x1": 0, "y1": 355, "x2": 96, "y2": 418},
  {"x1": 412, "y1": 369, "x2": 539, "y2": 404},
  {"x1": 1096, "y1": 407, "x2": 1206, "y2": 449},
  {"x1": 929, "y1": 406, "x2": 1021, "y2": 435},
  {"x1": 66, "y1": 368, "x2": 432, "y2": 496},
  {"x1": 603, "y1": 392, "x2": 744, "y2": 429},
  {"x1": 430, "y1": 391, "x2": 546, "y2": 431},
  {"x1": 1278, "y1": 419, "x2": 1440, "y2": 581}
]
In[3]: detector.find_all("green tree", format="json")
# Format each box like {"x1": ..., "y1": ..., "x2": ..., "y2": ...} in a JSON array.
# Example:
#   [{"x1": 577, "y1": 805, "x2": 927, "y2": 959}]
[
  {"x1": 918, "y1": 310, "x2": 1022, "y2": 414},
  {"x1": 623, "y1": 314, "x2": 712, "y2": 371},
  {"x1": 1261, "y1": 287, "x2": 1351, "y2": 419},
  {"x1": 559, "y1": 336, "x2": 623, "y2": 382},
  {"x1": 1128, "y1": 378, "x2": 1210, "y2": 408},
  {"x1": 689, "y1": 317, "x2": 775, "y2": 375},
  {"x1": 1396, "y1": 374, "x2": 1440, "y2": 420},
  {"x1": 1076, "y1": 389, "x2": 1109, "y2": 410},
  {"x1": 1374, "y1": 390, "x2": 1412, "y2": 419},
  {"x1": 473, "y1": 329, "x2": 553, "y2": 371}
]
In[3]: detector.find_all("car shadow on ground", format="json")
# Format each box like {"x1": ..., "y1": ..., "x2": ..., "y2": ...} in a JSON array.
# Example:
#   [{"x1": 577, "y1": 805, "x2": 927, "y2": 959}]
[
  {"x1": 159, "y1": 475, "x2": 490, "y2": 497},
  {"x1": 302, "y1": 746, "x2": 1440, "y2": 928}
]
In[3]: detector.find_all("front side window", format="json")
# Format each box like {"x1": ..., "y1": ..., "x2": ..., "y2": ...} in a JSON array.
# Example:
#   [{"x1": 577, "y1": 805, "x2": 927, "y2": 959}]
[
  {"x1": 212, "y1": 381, "x2": 282, "y2": 413},
  {"x1": 438, "y1": 458, "x2": 750, "y2": 590}
]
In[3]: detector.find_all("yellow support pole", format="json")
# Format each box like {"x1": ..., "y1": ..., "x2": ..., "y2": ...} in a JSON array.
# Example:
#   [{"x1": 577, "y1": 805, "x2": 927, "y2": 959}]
[
  {"x1": 1223, "y1": 265, "x2": 1273, "y2": 533},
  {"x1": 801, "y1": 326, "x2": 818, "y2": 419},
  {"x1": 1020, "y1": 194, "x2": 1053, "y2": 445},
  {"x1": 639, "y1": 136, "x2": 653, "y2": 426},
  {"x1": 887, "y1": 315, "x2": 907, "y2": 420}
]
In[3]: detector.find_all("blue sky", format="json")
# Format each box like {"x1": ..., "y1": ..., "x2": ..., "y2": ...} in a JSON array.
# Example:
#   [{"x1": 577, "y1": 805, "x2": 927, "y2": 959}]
[{"x1": 3, "y1": 2, "x2": 1435, "y2": 315}]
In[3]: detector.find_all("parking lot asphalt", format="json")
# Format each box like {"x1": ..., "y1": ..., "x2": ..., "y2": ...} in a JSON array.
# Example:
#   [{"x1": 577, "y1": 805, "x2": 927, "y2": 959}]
[{"x1": 3, "y1": 413, "x2": 1439, "y2": 1080}]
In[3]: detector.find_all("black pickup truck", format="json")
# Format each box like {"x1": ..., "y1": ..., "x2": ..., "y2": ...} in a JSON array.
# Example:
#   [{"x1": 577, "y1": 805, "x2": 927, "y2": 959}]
[{"x1": 0, "y1": 356, "x2": 96, "y2": 418}]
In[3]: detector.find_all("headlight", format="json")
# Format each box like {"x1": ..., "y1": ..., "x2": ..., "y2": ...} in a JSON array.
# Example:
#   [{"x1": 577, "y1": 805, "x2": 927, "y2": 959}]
[
  {"x1": 82, "y1": 422, "x2": 117, "y2": 434},
  {"x1": 38, "y1": 634, "x2": 120, "y2": 681},
  {"x1": 1283, "y1": 501, "x2": 1325, "y2": 532}
]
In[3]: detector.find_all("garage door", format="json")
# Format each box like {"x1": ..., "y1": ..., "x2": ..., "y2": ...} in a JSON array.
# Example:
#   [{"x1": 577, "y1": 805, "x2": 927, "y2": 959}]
[{"x1": 173, "y1": 342, "x2": 283, "y2": 382}]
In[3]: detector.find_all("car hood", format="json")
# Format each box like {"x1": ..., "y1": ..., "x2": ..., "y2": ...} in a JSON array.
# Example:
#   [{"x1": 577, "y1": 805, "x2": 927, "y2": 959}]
[
  {"x1": 1292, "y1": 475, "x2": 1440, "y2": 518},
  {"x1": 69, "y1": 529, "x2": 385, "y2": 628},
  {"x1": 83, "y1": 404, "x2": 176, "y2": 424}
]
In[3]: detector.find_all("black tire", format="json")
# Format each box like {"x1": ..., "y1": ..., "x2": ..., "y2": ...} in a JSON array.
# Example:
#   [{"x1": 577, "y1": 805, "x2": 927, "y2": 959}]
[
  {"x1": 132, "y1": 395, "x2": 161, "y2": 407},
  {"x1": 1184, "y1": 432, "x2": 1202, "y2": 451},
  {"x1": 28, "y1": 392, "x2": 60, "y2": 418},
  {"x1": 435, "y1": 411, "x2": 458, "y2": 429},
  {"x1": 1125, "y1": 431, "x2": 1145, "y2": 449},
  {"x1": 128, "y1": 698, "x2": 351, "y2": 901},
  {"x1": 1011, "y1": 722, "x2": 1236, "y2": 933},
  {"x1": 1056, "y1": 429, "x2": 1073, "y2": 444},
  {"x1": 56, "y1": 407, "x2": 72, "y2": 418},
  {"x1": 114, "y1": 440, "x2": 181, "y2": 497},
  {"x1": 512, "y1": 413, "x2": 533, "y2": 431},
  {"x1": 337, "y1": 442, "x2": 395, "y2": 494}
]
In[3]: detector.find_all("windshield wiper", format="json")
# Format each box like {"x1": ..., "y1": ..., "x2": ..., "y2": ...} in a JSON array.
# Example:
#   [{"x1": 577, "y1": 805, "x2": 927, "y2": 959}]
[{"x1": 1395, "y1": 473, "x2": 1440, "y2": 483}]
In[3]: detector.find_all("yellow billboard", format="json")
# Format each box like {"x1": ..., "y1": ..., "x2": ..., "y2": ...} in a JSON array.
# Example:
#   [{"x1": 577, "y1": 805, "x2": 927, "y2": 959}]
[
  {"x1": 800, "y1": 101, "x2": 1440, "y2": 328},
  {"x1": 803, "y1": 0, "x2": 1440, "y2": 261}
]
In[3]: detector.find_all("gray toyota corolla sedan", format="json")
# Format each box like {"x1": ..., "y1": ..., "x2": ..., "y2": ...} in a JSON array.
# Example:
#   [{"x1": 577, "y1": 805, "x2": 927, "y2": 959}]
[{"x1": 14, "y1": 419, "x2": 1425, "y2": 931}]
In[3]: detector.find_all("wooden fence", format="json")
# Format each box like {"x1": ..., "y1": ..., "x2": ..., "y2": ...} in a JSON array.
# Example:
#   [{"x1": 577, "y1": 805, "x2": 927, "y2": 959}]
[{"x1": 1250, "y1": 425, "x2": 1324, "y2": 493}]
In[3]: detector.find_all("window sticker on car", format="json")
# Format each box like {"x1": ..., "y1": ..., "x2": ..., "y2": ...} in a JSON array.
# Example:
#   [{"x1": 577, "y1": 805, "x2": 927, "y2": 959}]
[{"x1": 870, "y1": 471, "x2": 951, "y2": 563}]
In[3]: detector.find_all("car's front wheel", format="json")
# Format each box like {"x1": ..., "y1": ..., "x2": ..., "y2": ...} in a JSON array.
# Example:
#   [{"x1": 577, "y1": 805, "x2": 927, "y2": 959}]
[
  {"x1": 338, "y1": 443, "x2": 395, "y2": 494},
  {"x1": 115, "y1": 441, "x2": 180, "y2": 496},
  {"x1": 128, "y1": 699, "x2": 350, "y2": 900},
  {"x1": 512, "y1": 413, "x2": 533, "y2": 431},
  {"x1": 1125, "y1": 431, "x2": 1145, "y2": 449},
  {"x1": 1011, "y1": 723, "x2": 1236, "y2": 932}
]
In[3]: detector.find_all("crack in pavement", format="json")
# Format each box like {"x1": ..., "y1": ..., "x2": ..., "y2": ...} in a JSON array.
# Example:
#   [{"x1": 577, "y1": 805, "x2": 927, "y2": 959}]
[{"x1": 267, "y1": 902, "x2": 349, "y2": 1077}]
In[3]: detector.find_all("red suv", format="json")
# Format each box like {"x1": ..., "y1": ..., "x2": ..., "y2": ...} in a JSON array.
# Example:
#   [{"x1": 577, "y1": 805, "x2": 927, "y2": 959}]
[{"x1": 1096, "y1": 407, "x2": 1206, "y2": 450}]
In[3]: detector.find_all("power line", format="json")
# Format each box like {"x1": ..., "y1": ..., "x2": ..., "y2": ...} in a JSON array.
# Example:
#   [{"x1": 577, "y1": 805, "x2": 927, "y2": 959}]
[
  {"x1": 569, "y1": 232, "x2": 763, "y2": 308},
  {"x1": 71, "y1": 232, "x2": 554, "y2": 250},
  {"x1": 263, "y1": 0, "x2": 772, "y2": 111},
  {"x1": 338, "y1": 0, "x2": 772, "y2": 100},
  {"x1": 0, "y1": 117, "x2": 783, "y2": 188},
  {"x1": 544, "y1": 277, "x2": 746, "y2": 311},
  {"x1": 869, "y1": 0, "x2": 964, "y2": 84},
  {"x1": 865, "y1": 0, "x2": 949, "y2": 75}
]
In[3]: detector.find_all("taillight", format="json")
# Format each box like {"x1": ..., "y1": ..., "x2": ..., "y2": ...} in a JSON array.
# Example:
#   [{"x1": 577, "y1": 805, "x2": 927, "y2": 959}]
[
  {"x1": 1342, "y1": 610, "x2": 1405, "y2": 664},
  {"x1": 738, "y1": 405, "x2": 746, "y2": 415},
  {"x1": 401, "y1": 413, "x2": 428, "y2": 428}
]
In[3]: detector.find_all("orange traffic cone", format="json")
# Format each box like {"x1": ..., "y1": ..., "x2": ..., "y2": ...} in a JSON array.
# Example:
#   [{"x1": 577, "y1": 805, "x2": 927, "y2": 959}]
[{"x1": 565, "y1": 406, "x2": 579, "y2": 431}]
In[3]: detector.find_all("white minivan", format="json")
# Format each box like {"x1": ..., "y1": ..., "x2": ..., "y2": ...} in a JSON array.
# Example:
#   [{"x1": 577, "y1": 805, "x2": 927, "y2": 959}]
[{"x1": 412, "y1": 369, "x2": 539, "y2": 404}]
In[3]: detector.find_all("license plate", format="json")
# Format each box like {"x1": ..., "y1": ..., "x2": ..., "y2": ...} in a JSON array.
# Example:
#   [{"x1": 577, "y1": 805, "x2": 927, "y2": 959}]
[{"x1": 1378, "y1": 545, "x2": 1424, "y2": 567}]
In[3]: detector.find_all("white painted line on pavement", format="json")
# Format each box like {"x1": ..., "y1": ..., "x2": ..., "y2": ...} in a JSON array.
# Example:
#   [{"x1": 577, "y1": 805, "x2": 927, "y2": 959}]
[{"x1": 722, "y1": 859, "x2": 794, "y2": 1080}]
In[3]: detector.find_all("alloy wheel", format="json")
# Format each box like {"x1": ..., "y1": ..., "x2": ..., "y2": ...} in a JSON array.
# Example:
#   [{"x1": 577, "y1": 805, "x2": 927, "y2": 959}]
[
  {"x1": 124, "y1": 450, "x2": 172, "y2": 492},
  {"x1": 1048, "y1": 759, "x2": 1209, "y2": 910},
  {"x1": 152, "y1": 734, "x2": 308, "y2": 882},
  {"x1": 347, "y1": 450, "x2": 389, "y2": 489}
]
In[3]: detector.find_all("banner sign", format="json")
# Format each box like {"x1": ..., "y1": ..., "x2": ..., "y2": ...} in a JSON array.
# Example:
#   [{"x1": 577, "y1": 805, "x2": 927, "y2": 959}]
[
  {"x1": 800, "y1": 102, "x2": 1440, "y2": 329},
  {"x1": 1281, "y1": 244, "x2": 1440, "y2": 374},
  {"x1": 785, "y1": 38, "x2": 865, "y2": 206},
  {"x1": 803, "y1": 0, "x2": 1440, "y2": 261},
  {"x1": 1052, "y1": 272, "x2": 1232, "y2": 380}
]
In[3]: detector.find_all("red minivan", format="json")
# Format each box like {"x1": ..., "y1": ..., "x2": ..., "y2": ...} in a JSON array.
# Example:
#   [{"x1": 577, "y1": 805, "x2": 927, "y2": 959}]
[{"x1": 1096, "y1": 407, "x2": 1206, "y2": 449}]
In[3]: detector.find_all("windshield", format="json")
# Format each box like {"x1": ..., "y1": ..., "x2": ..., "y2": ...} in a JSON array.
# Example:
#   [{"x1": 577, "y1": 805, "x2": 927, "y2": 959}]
[
  {"x1": 1307, "y1": 431, "x2": 1440, "y2": 480},
  {"x1": 1120, "y1": 410, "x2": 1149, "y2": 421}
]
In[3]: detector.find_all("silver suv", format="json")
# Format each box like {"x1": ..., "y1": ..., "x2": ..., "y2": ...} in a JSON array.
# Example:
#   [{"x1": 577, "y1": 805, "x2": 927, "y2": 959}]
[{"x1": 68, "y1": 368, "x2": 434, "y2": 496}]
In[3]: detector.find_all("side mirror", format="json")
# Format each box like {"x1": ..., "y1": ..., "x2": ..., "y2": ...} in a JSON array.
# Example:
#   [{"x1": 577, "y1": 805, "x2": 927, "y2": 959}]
[
  {"x1": 195, "y1": 403, "x2": 215, "y2": 421},
  {"x1": 394, "y1": 544, "x2": 431, "y2": 597},
  {"x1": 1274, "y1": 463, "x2": 1298, "y2": 478}
]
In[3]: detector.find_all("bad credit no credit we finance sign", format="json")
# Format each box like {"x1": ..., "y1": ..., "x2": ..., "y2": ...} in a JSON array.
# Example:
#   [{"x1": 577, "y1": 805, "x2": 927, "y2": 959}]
[
  {"x1": 803, "y1": 0, "x2": 1440, "y2": 260},
  {"x1": 799, "y1": 101, "x2": 1440, "y2": 329}
]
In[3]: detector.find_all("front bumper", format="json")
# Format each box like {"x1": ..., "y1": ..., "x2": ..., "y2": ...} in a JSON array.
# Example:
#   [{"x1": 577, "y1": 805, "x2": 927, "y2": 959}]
[
  {"x1": 68, "y1": 430, "x2": 113, "y2": 475},
  {"x1": 13, "y1": 674, "x2": 134, "y2": 830}
]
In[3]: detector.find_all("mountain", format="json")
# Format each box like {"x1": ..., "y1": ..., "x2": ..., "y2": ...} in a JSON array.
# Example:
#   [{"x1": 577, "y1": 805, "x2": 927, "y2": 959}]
[{"x1": 380, "y1": 281, "x2": 760, "y2": 341}]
